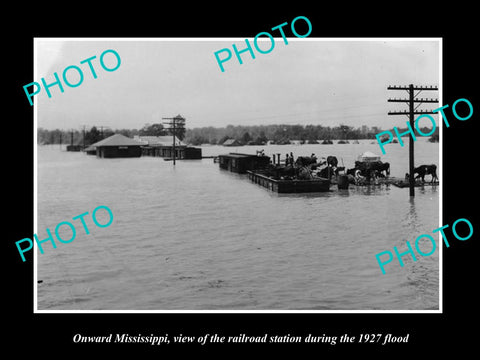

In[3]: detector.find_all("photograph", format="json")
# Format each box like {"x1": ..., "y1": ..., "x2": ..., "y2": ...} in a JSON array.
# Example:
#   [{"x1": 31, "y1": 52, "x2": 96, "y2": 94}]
[
  {"x1": 33, "y1": 38, "x2": 440, "y2": 311},
  {"x1": 8, "y1": 7, "x2": 478, "y2": 355}
]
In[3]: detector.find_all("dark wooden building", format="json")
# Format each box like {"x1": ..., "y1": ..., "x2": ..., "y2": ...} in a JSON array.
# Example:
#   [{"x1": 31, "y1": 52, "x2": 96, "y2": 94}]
[
  {"x1": 218, "y1": 153, "x2": 270, "y2": 173},
  {"x1": 90, "y1": 134, "x2": 143, "y2": 158},
  {"x1": 247, "y1": 170, "x2": 330, "y2": 193},
  {"x1": 66, "y1": 132, "x2": 83, "y2": 151},
  {"x1": 66, "y1": 144, "x2": 83, "y2": 151},
  {"x1": 135, "y1": 136, "x2": 202, "y2": 160},
  {"x1": 84, "y1": 145, "x2": 97, "y2": 155}
]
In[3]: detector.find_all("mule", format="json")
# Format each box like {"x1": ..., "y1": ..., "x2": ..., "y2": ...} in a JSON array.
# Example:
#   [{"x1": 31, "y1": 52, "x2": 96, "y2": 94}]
[{"x1": 413, "y1": 164, "x2": 438, "y2": 183}]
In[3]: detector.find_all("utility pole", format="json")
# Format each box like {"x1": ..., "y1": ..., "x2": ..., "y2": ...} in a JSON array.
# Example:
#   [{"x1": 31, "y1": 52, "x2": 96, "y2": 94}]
[
  {"x1": 82, "y1": 125, "x2": 86, "y2": 150},
  {"x1": 387, "y1": 84, "x2": 438, "y2": 196},
  {"x1": 162, "y1": 115, "x2": 186, "y2": 166}
]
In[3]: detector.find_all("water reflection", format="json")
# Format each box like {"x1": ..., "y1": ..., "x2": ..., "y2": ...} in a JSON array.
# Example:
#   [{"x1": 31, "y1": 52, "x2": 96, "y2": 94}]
[
  {"x1": 335, "y1": 189, "x2": 350, "y2": 197},
  {"x1": 276, "y1": 191, "x2": 336, "y2": 199},
  {"x1": 350, "y1": 184, "x2": 390, "y2": 196},
  {"x1": 406, "y1": 196, "x2": 421, "y2": 236}
]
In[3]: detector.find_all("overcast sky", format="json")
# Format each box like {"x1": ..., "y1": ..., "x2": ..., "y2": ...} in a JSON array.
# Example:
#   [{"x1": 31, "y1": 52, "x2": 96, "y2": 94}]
[{"x1": 35, "y1": 38, "x2": 440, "y2": 131}]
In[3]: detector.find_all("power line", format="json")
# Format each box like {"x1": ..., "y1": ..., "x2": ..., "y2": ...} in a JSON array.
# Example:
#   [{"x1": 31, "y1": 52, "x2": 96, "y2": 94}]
[
  {"x1": 387, "y1": 84, "x2": 438, "y2": 197},
  {"x1": 162, "y1": 114, "x2": 186, "y2": 166}
]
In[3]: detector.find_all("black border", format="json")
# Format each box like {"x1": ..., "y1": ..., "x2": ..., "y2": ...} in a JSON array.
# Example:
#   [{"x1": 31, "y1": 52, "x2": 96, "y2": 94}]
[{"x1": 7, "y1": 5, "x2": 478, "y2": 355}]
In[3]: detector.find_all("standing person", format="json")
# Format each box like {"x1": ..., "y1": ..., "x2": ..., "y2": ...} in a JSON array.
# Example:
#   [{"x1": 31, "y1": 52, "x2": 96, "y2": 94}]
[
  {"x1": 285, "y1": 153, "x2": 289, "y2": 166},
  {"x1": 290, "y1": 152, "x2": 294, "y2": 165}
]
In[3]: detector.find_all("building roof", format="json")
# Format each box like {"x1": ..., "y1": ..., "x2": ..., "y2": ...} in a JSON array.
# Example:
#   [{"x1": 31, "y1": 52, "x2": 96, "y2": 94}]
[
  {"x1": 91, "y1": 134, "x2": 144, "y2": 147},
  {"x1": 219, "y1": 153, "x2": 258, "y2": 159},
  {"x1": 223, "y1": 138, "x2": 241, "y2": 146},
  {"x1": 134, "y1": 135, "x2": 184, "y2": 146},
  {"x1": 357, "y1": 151, "x2": 381, "y2": 162}
]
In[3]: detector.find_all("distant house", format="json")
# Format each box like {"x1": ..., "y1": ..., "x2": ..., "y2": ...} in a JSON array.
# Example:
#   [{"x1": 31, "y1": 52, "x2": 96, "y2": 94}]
[
  {"x1": 90, "y1": 134, "x2": 143, "y2": 158},
  {"x1": 66, "y1": 137, "x2": 84, "y2": 152},
  {"x1": 134, "y1": 135, "x2": 202, "y2": 160},
  {"x1": 66, "y1": 144, "x2": 83, "y2": 152},
  {"x1": 65, "y1": 132, "x2": 84, "y2": 151},
  {"x1": 222, "y1": 139, "x2": 242, "y2": 147}
]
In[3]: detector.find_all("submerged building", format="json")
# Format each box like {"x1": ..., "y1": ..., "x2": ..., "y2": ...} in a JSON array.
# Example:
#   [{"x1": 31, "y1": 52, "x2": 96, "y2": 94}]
[
  {"x1": 222, "y1": 138, "x2": 243, "y2": 147},
  {"x1": 66, "y1": 144, "x2": 83, "y2": 152},
  {"x1": 87, "y1": 134, "x2": 143, "y2": 158},
  {"x1": 134, "y1": 135, "x2": 202, "y2": 160},
  {"x1": 218, "y1": 153, "x2": 271, "y2": 174}
]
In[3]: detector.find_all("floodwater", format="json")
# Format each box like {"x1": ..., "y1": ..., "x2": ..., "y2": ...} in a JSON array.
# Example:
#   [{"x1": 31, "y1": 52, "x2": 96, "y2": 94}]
[{"x1": 36, "y1": 139, "x2": 440, "y2": 310}]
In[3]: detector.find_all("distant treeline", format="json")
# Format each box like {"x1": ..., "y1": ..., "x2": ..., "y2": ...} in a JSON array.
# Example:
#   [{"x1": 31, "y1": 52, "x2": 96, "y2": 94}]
[
  {"x1": 184, "y1": 124, "x2": 438, "y2": 146},
  {"x1": 38, "y1": 123, "x2": 438, "y2": 146},
  {"x1": 185, "y1": 124, "x2": 381, "y2": 146},
  {"x1": 37, "y1": 123, "x2": 184, "y2": 146}
]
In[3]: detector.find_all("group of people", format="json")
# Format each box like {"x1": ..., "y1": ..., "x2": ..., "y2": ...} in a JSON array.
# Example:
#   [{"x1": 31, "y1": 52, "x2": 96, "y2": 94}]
[{"x1": 284, "y1": 152, "x2": 296, "y2": 166}]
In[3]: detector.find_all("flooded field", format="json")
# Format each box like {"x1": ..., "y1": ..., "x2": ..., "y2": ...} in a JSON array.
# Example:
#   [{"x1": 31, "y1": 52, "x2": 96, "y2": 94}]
[{"x1": 36, "y1": 139, "x2": 439, "y2": 310}]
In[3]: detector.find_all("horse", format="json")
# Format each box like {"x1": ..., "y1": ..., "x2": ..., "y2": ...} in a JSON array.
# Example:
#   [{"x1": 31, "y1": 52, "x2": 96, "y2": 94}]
[
  {"x1": 327, "y1": 156, "x2": 338, "y2": 168},
  {"x1": 413, "y1": 164, "x2": 438, "y2": 183},
  {"x1": 354, "y1": 160, "x2": 365, "y2": 169},
  {"x1": 317, "y1": 157, "x2": 327, "y2": 167},
  {"x1": 354, "y1": 161, "x2": 390, "y2": 177},
  {"x1": 346, "y1": 167, "x2": 357, "y2": 176},
  {"x1": 297, "y1": 166, "x2": 314, "y2": 180},
  {"x1": 295, "y1": 156, "x2": 317, "y2": 167},
  {"x1": 373, "y1": 162, "x2": 390, "y2": 176},
  {"x1": 318, "y1": 166, "x2": 335, "y2": 179},
  {"x1": 355, "y1": 168, "x2": 379, "y2": 184},
  {"x1": 347, "y1": 165, "x2": 377, "y2": 184},
  {"x1": 372, "y1": 170, "x2": 384, "y2": 178}
]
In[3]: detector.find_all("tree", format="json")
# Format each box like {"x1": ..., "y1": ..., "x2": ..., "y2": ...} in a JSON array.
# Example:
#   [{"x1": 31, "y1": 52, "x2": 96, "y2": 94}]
[
  {"x1": 306, "y1": 130, "x2": 318, "y2": 144},
  {"x1": 189, "y1": 135, "x2": 208, "y2": 146},
  {"x1": 254, "y1": 131, "x2": 268, "y2": 145},
  {"x1": 37, "y1": 127, "x2": 51, "y2": 144},
  {"x1": 241, "y1": 131, "x2": 252, "y2": 144},
  {"x1": 103, "y1": 128, "x2": 115, "y2": 138},
  {"x1": 338, "y1": 124, "x2": 353, "y2": 140},
  {"x1": 139, "y1": 123, "x2": 167, "y2": 136},
  {"x1": 272, "y1": 127, "x2": 290, "y2": 144},
  {"x1": 84, "y1": 126, "x2": 103, "y2": 145},
  {"x1": 117, "y1": 128, "x2": 139, "y2": 138}
]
